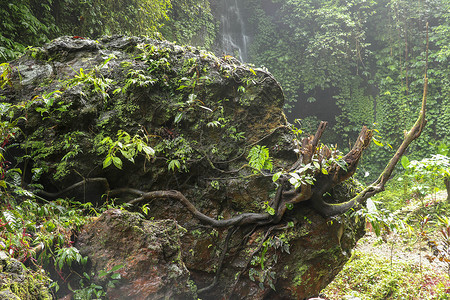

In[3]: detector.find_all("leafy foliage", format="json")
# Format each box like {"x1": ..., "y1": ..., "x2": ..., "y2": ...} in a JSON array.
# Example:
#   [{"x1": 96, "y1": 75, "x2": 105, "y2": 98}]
[
  {"x1": 0, "y1": 197, "x2": 88, "y2": 263},
  {"x1": 247, "y1": 145, "x2": 273, "y2": 173},
  {"x1": 238, "y1": 0, "x2": 450, "y2": 180},
  {"x1": 0, "y1": 0, "x2": 212, "y2": 63},
  {"x1": 67, "y1": 65, "x2": 114, "y2": 102},
  {"x1": 71, "y1": 264, "x2": 124, "y2": 300},
  {"x1": 159, "y1": 0, "x2": 217, "y2": 48},
  {"x1": 100, "y1": 129, "x2": 155, "y2": 170},
  {"x1": 400, "y1": 151, "x2": 450, "y2": 201},
  {"x1": 249, "y1": 234, "x2": 291, "y2": 291},
  {"x1": 322, "y1": 250, "x2": 450, "y2": 299}
]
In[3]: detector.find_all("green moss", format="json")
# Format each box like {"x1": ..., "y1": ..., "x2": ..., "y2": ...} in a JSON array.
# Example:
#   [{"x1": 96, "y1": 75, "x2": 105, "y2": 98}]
[
  {"x1": 0, "y1": 266, "x2": 52, "y2": 300},
  {"x1": 293, "y1": 264, "x2": 309, "y2": 286}
]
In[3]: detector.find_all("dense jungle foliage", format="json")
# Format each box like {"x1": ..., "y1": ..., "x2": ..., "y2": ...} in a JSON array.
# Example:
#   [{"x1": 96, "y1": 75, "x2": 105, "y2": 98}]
[
  {"x1": 241, "y1": 0, "x2": 450, "y2": 181},
  {"x1": 1, "y1": 0, "x2": 450, "y2": 298},
  {"x1": 2, "y1": 0, "x2": 448, "y2": 181},
  {"x1": 0, "y1": 0, "x2": 215, "y2": 61}
]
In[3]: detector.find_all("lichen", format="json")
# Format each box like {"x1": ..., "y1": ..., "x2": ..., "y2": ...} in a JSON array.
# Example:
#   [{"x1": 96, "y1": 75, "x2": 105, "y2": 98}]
[{"x1": 0, "y1": 251, "x2": 52, "y2": 300}]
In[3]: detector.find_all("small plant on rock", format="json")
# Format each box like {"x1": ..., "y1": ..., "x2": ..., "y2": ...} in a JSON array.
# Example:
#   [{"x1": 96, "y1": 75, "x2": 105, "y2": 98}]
[{"x1": 100, "y1": 129, "x2": 155, "y2": 169}]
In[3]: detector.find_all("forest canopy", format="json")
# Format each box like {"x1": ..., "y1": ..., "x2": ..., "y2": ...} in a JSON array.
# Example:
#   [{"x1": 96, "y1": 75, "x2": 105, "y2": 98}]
[
  {"x1": 1, "y1": 0, "x2": 449, "y2": 179},
  {"x1": 1, "y1": 0, "x2": 450, "y2": 298}
]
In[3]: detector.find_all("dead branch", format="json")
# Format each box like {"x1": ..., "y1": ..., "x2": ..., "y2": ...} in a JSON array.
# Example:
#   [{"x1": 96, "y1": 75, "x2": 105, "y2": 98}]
[
  {"x1": 317, "y1": 75, "x2": 427, "y2": 216},
  {"x1": 353, "y1": 76, "x2": 427, "y2": 202},
  {"x1": 289, "y1": 121, "x2": 328, "y2": 171}
]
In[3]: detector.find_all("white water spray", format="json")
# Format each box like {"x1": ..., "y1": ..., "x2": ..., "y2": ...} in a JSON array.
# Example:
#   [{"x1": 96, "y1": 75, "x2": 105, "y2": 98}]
[{"x1": 221, "y1": 0, "x2": 249, "y2": 62}]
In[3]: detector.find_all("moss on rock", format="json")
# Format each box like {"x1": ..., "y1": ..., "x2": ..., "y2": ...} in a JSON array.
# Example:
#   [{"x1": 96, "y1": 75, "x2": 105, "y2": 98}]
[{"x1": 0, "y1": 251, "x2": 52, "y2": 300}]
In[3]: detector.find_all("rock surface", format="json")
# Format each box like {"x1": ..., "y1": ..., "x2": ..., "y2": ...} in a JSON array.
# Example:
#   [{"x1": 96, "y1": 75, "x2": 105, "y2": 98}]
[
  {"x1": 1, "y1": 36, "x2": 365, "y2": 299},
  {"x1": 74, "y1": 209, "x2": 195, "y2": 299},
  {"x1": 0, "y1": 251, "x2": 52, "y2": 300}
]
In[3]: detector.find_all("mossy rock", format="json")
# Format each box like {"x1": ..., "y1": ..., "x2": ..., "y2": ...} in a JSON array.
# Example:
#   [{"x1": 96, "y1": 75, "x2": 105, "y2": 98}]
[{"x1": 0, "y1": 251, "x2": 52, "y2": 300}]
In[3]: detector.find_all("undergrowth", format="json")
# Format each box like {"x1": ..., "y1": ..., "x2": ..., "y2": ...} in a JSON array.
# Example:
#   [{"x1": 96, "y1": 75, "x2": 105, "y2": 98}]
[
  {"x1": 322, "y1": 145, "x2": 450, "y2": 299},
  {"x1": 322, "y1": 250, "x2": 450, "y2": 300},
  {"x1": 0, "y1": 194, "x2": 130, "y2": 297}
]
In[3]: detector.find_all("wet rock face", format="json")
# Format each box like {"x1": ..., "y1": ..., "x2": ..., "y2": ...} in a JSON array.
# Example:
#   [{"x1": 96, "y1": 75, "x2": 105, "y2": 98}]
[
  {"x1": 74, "y1": 209, "x2": 195, "y2": 299},
  {"x1": 1, "y1": 36, "x2": 365, "y2": 299},
  {"x1": 0, "y1": 251, "x2": 52, "y2": 300}
]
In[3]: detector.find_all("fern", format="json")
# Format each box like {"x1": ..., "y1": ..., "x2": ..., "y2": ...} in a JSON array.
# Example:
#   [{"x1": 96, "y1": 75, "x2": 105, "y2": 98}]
[
  {"x1": 247, "y1": 145, "x2": 273, "y2": 174},
  {"x1": 2, "y1": 210, "x2": 21, "y2": 233}
]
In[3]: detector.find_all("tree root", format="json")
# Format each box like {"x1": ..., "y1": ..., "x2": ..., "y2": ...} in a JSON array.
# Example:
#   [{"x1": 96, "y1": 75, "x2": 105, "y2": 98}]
[
  {"x1": 198, "y1": 226, "x2": 238, "y2": 294},
  {"x1": 127, "y1": 190, "x2": 272, "y2": 227},
  {"x1": 225, "y1": 224, "x2": 287, "y2": 299},
  {"x1": 35, "y1": 178, "x2": 110, "y2": 199}
]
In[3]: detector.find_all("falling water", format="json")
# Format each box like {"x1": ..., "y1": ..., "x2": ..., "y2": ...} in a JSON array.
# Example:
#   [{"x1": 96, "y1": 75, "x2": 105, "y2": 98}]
[{"x1": 220, "y1": 0, "x2": 249, "y2": 62}]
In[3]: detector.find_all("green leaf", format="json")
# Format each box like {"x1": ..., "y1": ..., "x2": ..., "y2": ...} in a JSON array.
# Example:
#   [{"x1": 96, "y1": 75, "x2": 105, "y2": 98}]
[
  {"x1": 188, "y1": 93, "x2": 196, "y2": 102},
  {"x1": 198, "y1": 105, "x2": 213, "y2": 112},
  {"x1": 174, "y1": 112, "x2": 183, "y2": 124},
  {"x1": 110, "y1": 264, "x2": 124, "y2": 272},
  {"x1": 103, "y1": 156, "x2": 112, "y2": 168},
  {"x1": 401, "y1": 156, "x2": 410, "y2": 169},
  {"x1": 83, "y1": 272, "x2": 91, "y2": 280},
  {"x1": 313, "y1": 161, "x2": 320, "y2": 169},
  {"x1": 248, "y1": 145, "x2": 272, "y2": 173},
  {"x1": 366, "y1": 198, "x2": 377, "y2": 213},
  {"x1": 372, "y1": 138, "x2": 383, "y2": 147},
  {"x1": 272, "y1": 171, "x2": 283, "y2": 183},
  {"x1": 98, "y1": 270, "x2": 108, "y2": 278},
  {"x1": 112, "y1": 156, "x2": 122, "y2": 169},
  {"x1": 168, "y1": 159, "x2": 181, "y2": 172},
  {"x1": 142, "y1": 145, "x2": 155, "y2": 156}
]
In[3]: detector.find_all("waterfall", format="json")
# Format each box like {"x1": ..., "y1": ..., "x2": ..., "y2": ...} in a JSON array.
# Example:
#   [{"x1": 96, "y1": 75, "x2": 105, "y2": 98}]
[{"x1": 220, "y1": 0, "x2": 249, "y2": 62}]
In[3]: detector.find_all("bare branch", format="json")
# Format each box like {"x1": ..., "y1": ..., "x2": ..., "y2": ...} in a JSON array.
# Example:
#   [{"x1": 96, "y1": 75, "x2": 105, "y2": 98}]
[{"x1": 320, "y1": 75, "x2": 428, "y2": 216}]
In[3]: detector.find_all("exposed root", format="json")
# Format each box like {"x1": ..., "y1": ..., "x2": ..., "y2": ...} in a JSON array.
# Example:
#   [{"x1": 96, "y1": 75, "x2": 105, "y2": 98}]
[
  {"x1": 226, "y1": 224, "x2": 286, "y2": 299},
  {"x1": 35, "y1": 178, "x2": 110, "y2": 199},
  {"x1": 127, "y1": 190, "x2": 272, "y2": 227},
  {"x1": 198, "y1": 226, "x2": 238, "y2": 294}
]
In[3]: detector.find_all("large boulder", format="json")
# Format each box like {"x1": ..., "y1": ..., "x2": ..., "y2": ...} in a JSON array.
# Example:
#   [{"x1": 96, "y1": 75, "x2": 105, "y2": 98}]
[{"x1": 1, "y1": 36, "x2": 365, "y2": 299}]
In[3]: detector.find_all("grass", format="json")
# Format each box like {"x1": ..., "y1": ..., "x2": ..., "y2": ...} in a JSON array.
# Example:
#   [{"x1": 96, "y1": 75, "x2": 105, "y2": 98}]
[
  {"x1": 321, "y1": 183, "x2": 450, "y2": 300},
  {"x1": 321, "y1": 250, "x2": 450, "y2": 299}
]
